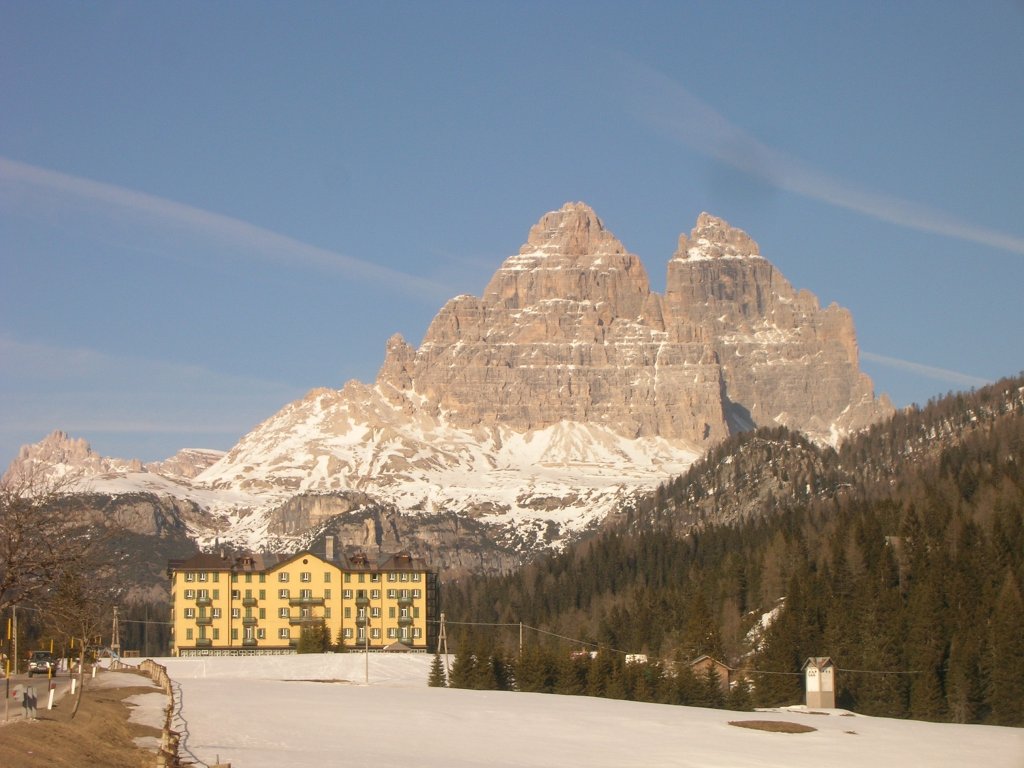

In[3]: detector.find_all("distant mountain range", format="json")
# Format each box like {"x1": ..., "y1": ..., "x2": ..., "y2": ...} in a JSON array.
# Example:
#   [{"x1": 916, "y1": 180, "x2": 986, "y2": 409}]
[{"x1": 6, "y1": 203, "x2": 892, "y2": 582}]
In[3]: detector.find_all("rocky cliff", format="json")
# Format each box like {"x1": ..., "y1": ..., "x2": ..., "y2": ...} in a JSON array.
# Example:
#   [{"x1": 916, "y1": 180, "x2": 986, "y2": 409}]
[{"x1": 6, "y1": 203, "x2": 892, "y2": 583}]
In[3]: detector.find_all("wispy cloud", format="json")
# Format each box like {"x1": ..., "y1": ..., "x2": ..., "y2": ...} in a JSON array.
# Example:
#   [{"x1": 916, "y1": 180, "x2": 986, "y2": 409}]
[
  {"x1": 861, "y1": 350, "x2": 991, "y2": 388},
  {"x1": 0, "y1": 334, "x2": 303, "y2": 438},
  {"x1": 619, "y1": 58, "x2": 1024, "y2": 256},
  {"x1": 0, "y1": 156, "x2": 454, "y2": 301}
]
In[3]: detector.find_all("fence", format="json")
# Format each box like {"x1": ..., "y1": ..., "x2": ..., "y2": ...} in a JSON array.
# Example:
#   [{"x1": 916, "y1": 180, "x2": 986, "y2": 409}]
[{"x1": 137, "y1": 659, "x2": 181, "y2": 768}]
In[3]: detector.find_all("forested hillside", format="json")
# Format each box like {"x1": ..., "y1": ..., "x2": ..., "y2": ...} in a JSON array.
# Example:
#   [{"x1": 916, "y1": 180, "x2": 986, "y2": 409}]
[{"x1": 442, "y1": 375, "x2": 1024, "y2": 726}]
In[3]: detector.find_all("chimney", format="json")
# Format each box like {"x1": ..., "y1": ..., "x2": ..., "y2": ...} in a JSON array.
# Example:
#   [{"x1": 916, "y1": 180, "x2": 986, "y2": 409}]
[{"x1": 325, "y1": 535, "x2": 335, "y2": 561}]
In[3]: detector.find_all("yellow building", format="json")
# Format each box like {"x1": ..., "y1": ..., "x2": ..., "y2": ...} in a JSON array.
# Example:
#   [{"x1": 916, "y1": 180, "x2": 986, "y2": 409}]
[{"x1": 167, "y1": 543, "x2": 437, "y2": 656}]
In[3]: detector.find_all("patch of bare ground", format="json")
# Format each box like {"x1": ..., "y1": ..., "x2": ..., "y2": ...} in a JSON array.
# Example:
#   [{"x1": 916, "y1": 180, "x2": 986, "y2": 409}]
[
  {"x1": 0, "y1": 683, "x2": 160, "y2": 768},
  {"x1": 729, "y1": 720, "x2": 818, "y2": 734}
]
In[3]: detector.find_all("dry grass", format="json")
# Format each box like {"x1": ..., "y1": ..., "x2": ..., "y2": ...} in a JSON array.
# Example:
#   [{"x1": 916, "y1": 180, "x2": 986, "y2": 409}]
[
  {"x1": 0, "y1": 680, "x2": 160, "y2": 768},
  {"x1": 729, "y1": 719, "x2": 818, "y2": 734}
]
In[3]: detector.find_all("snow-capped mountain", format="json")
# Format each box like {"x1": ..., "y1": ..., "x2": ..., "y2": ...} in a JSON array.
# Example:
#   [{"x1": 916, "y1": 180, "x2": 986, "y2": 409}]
[{"x1": 6, "y1": 204, "x2": 892, "y2": 564}]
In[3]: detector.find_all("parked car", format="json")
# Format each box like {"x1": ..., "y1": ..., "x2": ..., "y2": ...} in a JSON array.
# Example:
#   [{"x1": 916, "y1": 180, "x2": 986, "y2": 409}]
[{"x1": 27, "y1": 651, "x2": 56, "y2": 677}]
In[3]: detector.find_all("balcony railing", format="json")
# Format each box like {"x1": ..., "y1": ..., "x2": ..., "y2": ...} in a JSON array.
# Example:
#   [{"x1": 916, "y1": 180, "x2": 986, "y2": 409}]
[
  {"x1": 195, "y1": 596, "x2": 212, "y2": 607},
  {"x1": 289, "y1": 615, "x2": 319, "y2": 626},
  {"x1": 195, "y1": 638, "x2": 213, "y2": 648},
  {"x1": 242, "y1": 638, "x2": 258, "y2": 647},
  {"x1": 288, "y1": 596, "x2": 325, "y2": 608},
  {"x1": 195, "y1": 616, "x2": 213, "y2": 626},
  {"x1": 242, "y1": 616, "x2": 257, "y2": 626},
  {"x1": 242, "y1": 597, "x2": 258, "y2": 607}
]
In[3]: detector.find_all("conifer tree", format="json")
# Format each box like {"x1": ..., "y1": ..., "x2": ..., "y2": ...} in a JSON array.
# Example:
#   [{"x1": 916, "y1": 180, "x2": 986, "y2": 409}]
[
  {"x1": 985, "y1": 572, "x2": 1024, "y2": 726},
  {"x1": 428, "y1": 652, "x2": 448, "y2": 687}
]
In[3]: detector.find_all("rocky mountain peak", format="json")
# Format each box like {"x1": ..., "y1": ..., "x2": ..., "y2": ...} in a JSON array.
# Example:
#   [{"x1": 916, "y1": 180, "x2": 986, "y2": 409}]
[
  {"x1": 673, "y1": 212, "x2": 761, "y2": 261},
  {"x1": 481, "y1": 202, "x2": 650, "y2": 315},
  {"x1": 522, "y1": 201, "x2": 623, "y2": 258}
]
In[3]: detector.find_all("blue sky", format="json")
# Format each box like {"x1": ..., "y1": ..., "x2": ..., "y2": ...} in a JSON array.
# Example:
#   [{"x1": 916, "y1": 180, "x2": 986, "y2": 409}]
[{"x1": 2, "y1": 1, "x2": 1022, "y2": 466}]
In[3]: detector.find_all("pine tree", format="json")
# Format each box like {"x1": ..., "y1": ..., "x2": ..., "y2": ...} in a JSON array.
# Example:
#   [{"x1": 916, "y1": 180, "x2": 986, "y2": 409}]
[
  {"x1": 985, "y1": 572, "x2": 1024, "y2": 726},
  {"x1": 428, "y1": 652, "x2": 448, "y2": 687}
]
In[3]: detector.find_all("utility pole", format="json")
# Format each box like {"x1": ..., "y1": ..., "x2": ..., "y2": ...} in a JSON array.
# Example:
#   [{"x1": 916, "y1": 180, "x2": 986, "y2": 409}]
[
  {"x1": 110, "y1": 606, "x2": 121, "y2": 659},
  {"x1": 438, "y1": 613, "x2": 449, "y2": 675},
  {"x1": 12, "y1": 606, "x2": 17, "y2": 677}
]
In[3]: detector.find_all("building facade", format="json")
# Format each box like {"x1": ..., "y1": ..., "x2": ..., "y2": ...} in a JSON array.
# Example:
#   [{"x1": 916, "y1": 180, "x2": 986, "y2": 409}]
[{"x1": 167, "y1": 546, "x2": 438, "y2": 656}]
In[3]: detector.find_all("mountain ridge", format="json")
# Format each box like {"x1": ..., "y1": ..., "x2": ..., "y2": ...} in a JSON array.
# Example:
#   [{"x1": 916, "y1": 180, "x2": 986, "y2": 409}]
[{"x1": 5, "y1": 203, "x2": 892, "y2": 563}]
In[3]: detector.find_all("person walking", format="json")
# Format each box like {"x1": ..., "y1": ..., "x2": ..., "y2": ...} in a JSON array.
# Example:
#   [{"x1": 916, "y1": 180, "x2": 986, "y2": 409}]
[{"x1": 23, "y1": 684, "x2": 37, "y2": 721}]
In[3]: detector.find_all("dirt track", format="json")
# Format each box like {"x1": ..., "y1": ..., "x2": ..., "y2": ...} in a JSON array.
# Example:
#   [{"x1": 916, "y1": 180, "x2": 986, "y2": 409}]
[{"x1": 0, "y1": 672, "x2": 161, "y2": 768}]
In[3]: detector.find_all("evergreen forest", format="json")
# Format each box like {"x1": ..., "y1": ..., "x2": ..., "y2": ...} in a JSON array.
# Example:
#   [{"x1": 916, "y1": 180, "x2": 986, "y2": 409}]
[{"x1": 440, "y1": 375, "x2": 1024, "y2": 726}]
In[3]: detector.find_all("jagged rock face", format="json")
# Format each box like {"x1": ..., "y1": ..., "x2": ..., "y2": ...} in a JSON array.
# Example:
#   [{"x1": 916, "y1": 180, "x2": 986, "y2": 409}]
[
  {"x1": 4, "y1": 430, "x2": 142, "y2": 483},
  {"x1": 378, "y1": 203, "x2": 889, "y2": 445},
  {"x1": 665, "y1": 213, "x2": 889, "y2": 437},
  {"x1": 8, "y1": 203, "x2": 893, "y2": 579}
]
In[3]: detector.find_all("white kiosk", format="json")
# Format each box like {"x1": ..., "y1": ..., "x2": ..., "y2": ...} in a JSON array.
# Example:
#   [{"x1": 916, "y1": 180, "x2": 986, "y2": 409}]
[{"x1": 802, "y1": 656, "x2": 835, "y2": 708}]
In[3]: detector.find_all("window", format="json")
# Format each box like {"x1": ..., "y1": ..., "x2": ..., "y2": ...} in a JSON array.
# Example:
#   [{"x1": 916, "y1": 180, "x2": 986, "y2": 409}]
[
  {"x1": 212, "y1": 589, "x2": 219, "y2": 600},
  {"x1": 231, "y1": 628, "x2": 238, "y2": 640},
  {"x1": 184, "y1": 608, "x2": 195, "y2": 618},
  {"x1": 232, "y1": 573, "x2": 238, "y2": 583},
  {"x1": 412, "y1": 572, "x2": 421, "y2": 582},
  {"x1": 400, "y1": 608, "x2": 410, "y2": 618},
  {"x1": 259, "y1": 590, "x2": 265, "y2": 600},
  {"x1": 371, "y1": 607, "x2": 380, "y2": 618},
  {"x1": 278, "y1": 628, "x2": 290, "y2": 639},
  {"x1": 259, "y1": 608, "x2": 266, "y2": 619},
  {"x1": 401, "y1": 589, "x2": 409, "y2": 599},
  {"x1": 344, "y1": 573, "x2": 351, "y2": 583},
  {"x1": 324, "y1": 589, "x2": 331, "y2": 599},
  {"x1": 184, "y1": 589, "x2": 195, "y2": 599},
  {"x1": 413, "y1": 628, "x2": 422, "y2": 639},
  {"x1": 213, "y1": 628, "x2": 219, "y2": 640},
  {"x1": 186, "y1": 629, "x2": 193, "y2": 640},
  {"x1": 343, "y1": 590, "x2": 352, "y2": 599},
  {"x1": 231, "y1": 590, "x2": 240, "y2": 600},
  {"x1": 400, "y1": 573, "x2": 409, "y2": 582},
  {"x1": 300, "y1": 572, "x2": 311, "y2": 582},
  {"x1": 413, "y1": 607, "x2": 420, "y2": 618},
  {"x1": 259, "y1": 573, "x2": 266, "y2": 583},
  {"x1": 279, "y1": 608, "x2": 289, "y2": 618},
  {"x1": 185, "y1": 572, "x2": 195, "y2": 582},
  {"x1": 300, "y1": 589, "x2": 312, "y2": 599},
  {"x1": 370, "y1": 573, "x2": 380, "y2": 583},
  {"x1": 387, "y1": 573, "x2": 397, "y2": 582},
  {"x1": 244, "y1": 589, "x2": 252, "y2": 599},
  {"x1": 344, "y1": 607, "x2": 351, "y2": 619},
  {"x1": 413, "y1": 589, "x2": 421, "y2": 599},
  {"x1": 257, "y1": 629, "x2": 266, "y2": 640},
  {"x1": 389, "y1": 607, "x2": 395, "y2": 618},
  {"x1": 213, "y1": 572, "x2": 219, "y2": 583},
  {"x1": 279, "y1": 589, "x2": 289, "y2": 599},
  {"x1": 246, "y1": 573, "x2": 253, "y2": 583},
  {"x1": 388, "y1": 628, "x2": 397, "y2": 638},
  {"x1": 198, "y1": 589, "x2": 209, "y2": 599},
  {"x1": 243, "y1": 627, "x2": 252, "y2": 641},
  {"x1": 387, "y1": 589, "x2": 397, "y2": 599},
  {"x1": 198, "y1": 572, "x2": 208, "y2": 582},
  {"x1": 358, "y1": 573, "x2": 365, "y2": 583},
  {"x1": 371, "y1": 628, "x2": 381, "y2": 639},
  {"x1": 278, "y1": 572, "x2": 289, "y2": 582},
  {"x1": 324, "y1": 607, "x2": 332, "y2": 618},
  {"x1": 212, "y1": 608, "x2": 221, "y2": 619},
  {"x1": 371, "y1": 589, "x2": 380, "y2": 600},
  {"x1": 324, "y1": 572, "x2": 331, "y2": 583},
  {"x1": 357, "y1": 627, "x2": 366, "y2": 641},
  {"x1": 343, "y1": 628, "x2": 353, "y2": 639},
  {"x1": 231, "y1": 608, "x2": 240, "y2": 619}
]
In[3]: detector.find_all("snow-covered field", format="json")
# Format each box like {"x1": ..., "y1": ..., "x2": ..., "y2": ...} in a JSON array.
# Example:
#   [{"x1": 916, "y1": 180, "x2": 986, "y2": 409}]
[{"x1": 123, "y1": 655, "x2": 1024, "y2": 768}]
